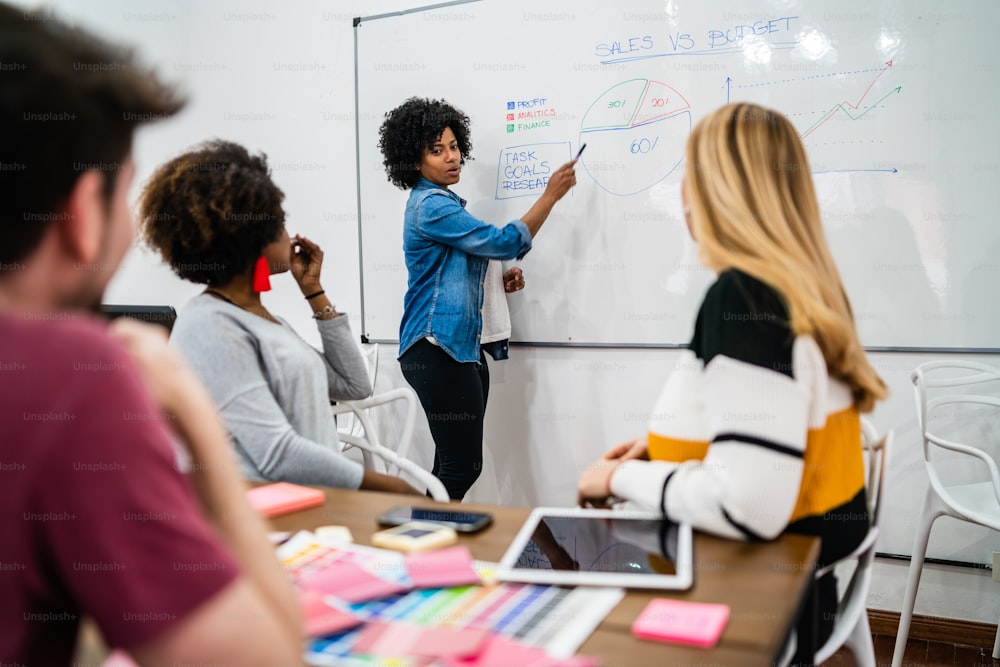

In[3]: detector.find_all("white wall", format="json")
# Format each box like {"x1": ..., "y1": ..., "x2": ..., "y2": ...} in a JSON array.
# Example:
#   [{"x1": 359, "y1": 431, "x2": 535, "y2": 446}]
[{"x1": 25, "y1": 0, "x2": 999, "y2": 626}]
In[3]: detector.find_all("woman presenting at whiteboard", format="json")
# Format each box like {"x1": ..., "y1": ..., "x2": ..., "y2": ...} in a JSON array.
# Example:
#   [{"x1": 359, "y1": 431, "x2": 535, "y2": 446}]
[{"x1": 379, "y1": 97, "x2": 577, "y2": 500}]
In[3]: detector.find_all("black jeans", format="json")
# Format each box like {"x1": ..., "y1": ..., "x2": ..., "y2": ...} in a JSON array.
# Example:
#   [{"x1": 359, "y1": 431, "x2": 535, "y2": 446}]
[{"x1": 399, "y1": 338, "x2": 489, "y2": 501}]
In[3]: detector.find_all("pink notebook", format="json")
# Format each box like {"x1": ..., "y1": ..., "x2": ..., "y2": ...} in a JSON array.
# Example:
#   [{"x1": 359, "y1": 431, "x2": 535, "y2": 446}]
[
  {"x1": 246, "y1": 482, "x2": 325, "y2": 518},
  {"x1": 631, "y1": 598, "x2": 730, "y2": 648}
]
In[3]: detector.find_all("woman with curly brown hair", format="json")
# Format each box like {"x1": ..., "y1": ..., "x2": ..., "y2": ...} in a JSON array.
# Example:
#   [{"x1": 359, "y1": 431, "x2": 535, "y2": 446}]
[
  {"x1": 378, "y1": 97, "x2": 578, "y2": 501},
  {"x1": 141, "y1": 139, "x2": 419, "y2": 495}
]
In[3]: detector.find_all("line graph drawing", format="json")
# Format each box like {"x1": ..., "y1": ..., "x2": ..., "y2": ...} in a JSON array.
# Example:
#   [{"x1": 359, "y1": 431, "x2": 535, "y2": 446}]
[
  {"x1": 729, "y1": 60, "x2": 902, "y2": 174},
  {"x1": 801, "y1": 61, "x2": 901, "y2": 137},
  {"x1": 728, "y1": 61, "x2": 901, "y2": 138}
]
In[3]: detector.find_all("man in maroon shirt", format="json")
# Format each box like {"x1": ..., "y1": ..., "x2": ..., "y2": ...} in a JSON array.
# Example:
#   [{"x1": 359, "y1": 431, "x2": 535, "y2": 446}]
[{"x1": 0, "y1": 4, "x2": 302, "y2": 664}]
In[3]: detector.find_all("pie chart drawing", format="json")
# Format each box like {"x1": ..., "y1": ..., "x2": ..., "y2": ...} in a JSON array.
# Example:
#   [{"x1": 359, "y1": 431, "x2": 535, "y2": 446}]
[{"x1": 579, "y1": 78, "x2": 691, "y2": 196}]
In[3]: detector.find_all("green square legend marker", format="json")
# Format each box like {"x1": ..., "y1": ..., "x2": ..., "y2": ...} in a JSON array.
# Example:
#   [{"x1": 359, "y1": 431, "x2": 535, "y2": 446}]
[{"x1": 506, "y1": 124, "x2": 514, "y2": 133}]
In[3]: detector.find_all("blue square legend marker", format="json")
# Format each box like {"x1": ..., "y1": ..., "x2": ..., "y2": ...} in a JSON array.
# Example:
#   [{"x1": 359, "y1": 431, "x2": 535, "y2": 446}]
[{"x1": 506, "y1": 101, "x2": 515, "y2": 110}]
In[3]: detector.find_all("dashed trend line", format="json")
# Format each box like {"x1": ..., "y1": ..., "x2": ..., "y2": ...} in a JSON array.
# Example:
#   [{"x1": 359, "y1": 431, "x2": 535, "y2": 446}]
[{"x1": 733, "y1": 65, "x2": 888, "y2": 88}]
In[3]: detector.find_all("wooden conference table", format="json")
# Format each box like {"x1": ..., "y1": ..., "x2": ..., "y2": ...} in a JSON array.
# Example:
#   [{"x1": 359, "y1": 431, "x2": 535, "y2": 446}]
[{"x1": 270, "y1": 488, "x2": 820, "y2": 666}]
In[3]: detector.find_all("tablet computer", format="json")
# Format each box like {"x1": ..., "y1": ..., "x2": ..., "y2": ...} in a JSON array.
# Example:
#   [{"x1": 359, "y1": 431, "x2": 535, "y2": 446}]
[{"x1": 497, "y1": 507, "x2": 693, "y2": 590}]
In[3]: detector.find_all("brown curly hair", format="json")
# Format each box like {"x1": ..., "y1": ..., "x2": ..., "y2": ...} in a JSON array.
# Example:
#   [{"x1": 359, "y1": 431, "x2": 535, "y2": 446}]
[
  {"x1": 0, "y1": 2, "x2": 183, "y2": 266},
  {"x1": 139, "y1": 140, "x2": 285, "y2": 286}
]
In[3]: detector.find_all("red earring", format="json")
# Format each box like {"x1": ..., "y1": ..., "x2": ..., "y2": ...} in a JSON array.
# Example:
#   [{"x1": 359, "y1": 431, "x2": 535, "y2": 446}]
[{"x1": 252, "y1": 256, "x2": 271, "y2": 292}]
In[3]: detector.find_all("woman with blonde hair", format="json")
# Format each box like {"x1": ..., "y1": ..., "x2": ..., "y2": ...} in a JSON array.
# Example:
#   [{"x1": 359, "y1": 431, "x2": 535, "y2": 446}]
[{"x1": 578, "y1": 102, "x2": 887, "y2": 656}]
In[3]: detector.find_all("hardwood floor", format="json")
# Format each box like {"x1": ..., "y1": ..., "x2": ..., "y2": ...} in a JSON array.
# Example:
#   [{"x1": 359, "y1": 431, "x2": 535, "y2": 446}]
[{"x1": 822, "y1": 633, "x2": 1000, "y2": 666}]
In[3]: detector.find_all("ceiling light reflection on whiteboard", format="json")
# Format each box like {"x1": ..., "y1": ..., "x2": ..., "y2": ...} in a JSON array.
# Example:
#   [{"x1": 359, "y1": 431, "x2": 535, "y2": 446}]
[
  {"x1": 878, "y1": 31, "x2": 901, "y2": 58},
  {"x1": 795, "y1": 28, "x2": 835, "y2": 61},
  {"x1": 741, "y1": 34, "x2": 772, "y2": 66}
]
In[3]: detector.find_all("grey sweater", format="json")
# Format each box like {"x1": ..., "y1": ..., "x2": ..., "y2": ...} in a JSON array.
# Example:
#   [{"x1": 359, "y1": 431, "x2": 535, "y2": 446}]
[{"x1": 171, "y1": 294, "x2": 371, "y2": 488}]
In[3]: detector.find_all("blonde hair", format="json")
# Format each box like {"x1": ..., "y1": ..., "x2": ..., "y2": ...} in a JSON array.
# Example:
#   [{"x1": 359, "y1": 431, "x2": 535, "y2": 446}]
[{"x1": 684, "y1": 102, "x2": 887, "y2": 412}]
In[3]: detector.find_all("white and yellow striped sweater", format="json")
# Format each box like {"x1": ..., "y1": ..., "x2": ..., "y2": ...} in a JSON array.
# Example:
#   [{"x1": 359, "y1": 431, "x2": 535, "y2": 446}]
[{"x1": 610, "y1": 270, "x2": 868, "y2": 570}]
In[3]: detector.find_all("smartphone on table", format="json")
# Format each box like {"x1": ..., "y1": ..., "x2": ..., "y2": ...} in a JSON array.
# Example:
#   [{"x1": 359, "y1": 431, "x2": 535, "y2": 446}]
[{"x1": 377, "y1": 505, "x2": 493, "y2": 533}]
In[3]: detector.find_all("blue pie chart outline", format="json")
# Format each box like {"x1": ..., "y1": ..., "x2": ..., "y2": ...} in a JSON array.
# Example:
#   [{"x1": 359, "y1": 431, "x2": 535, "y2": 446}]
[{"x1": 578, "y1": 79, "x2": 692, "y2": 197}]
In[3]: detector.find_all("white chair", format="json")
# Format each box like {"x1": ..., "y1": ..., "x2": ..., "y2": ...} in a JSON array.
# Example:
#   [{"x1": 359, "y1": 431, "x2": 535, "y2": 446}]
[
  {"x1": 332, "y1": 342, "x2": 449, "y2": 502},
  {"x1": 780, "y1": 419, "x2": 891, "y2": 667},
  {"x1": 891, "y1": 361, "x2": 1000, "y2": 667},
  {"x1": 334, "y1": 341, "x2": 381, "y2": 462},
  {"x1": 814, "y1": 421, "x2": 891, "y2": 666}
]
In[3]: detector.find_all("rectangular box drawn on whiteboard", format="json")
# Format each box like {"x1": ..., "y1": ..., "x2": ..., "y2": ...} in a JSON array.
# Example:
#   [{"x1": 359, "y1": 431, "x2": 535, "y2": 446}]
[{"x1": 496, "y1": 142, "x2": 571, "y2": 200}]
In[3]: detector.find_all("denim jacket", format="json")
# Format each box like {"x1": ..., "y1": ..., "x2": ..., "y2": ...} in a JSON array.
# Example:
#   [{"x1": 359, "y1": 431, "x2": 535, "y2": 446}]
[{"x1": 398, "y1": 178, "x2": 532, "y2": 363}]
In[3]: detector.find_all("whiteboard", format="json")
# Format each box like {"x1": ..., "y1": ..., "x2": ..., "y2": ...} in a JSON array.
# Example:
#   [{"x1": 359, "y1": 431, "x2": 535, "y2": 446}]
[{"x1": 354, "y1": 0, "x2": 1000, "y2": 350}]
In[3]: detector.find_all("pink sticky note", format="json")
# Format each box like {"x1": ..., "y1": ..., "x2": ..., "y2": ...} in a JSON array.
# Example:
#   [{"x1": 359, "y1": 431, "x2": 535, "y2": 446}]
[
  {"x1": 298, "y1": 589, "x2": 364, "y2": 637},
  {"x1": 353, "y1": 620, "x2": 489, "y2": 659},
  {"x1": 441, "y1": 634, "x2": 548, "y2": 667},
  {"x1": 246, "y1": 482, "x2": 325, "y2": 517},
  {"x1": 438, "y1": 633, "x2": 600, "y2": 667},
  {"x1": 297, "y1": 560, "x2": 408, "y2": 603},
  {"x1": 352, "y1": 620, "x2": 419, "y2": 655},
  {"x1": 631, "y1": 598, "x2": 730, "y2": 648},
  {"x1": 410, "y1": 625, "x2": 491, "y2": 658},
  {"x1": 404, "y1": 545, "x2": 481, "y2": 588}
]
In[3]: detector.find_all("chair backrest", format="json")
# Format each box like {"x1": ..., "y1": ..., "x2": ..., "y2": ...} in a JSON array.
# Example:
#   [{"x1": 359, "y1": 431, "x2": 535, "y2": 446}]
[
  {"x1": 912, "y1": 361, "x2": 1000, "y2": 441},
  {"x1": 813, "y1": 424, "x2": 892, "y2": 664},
  {"x1": 861, "y1": 418, "x2": 888, "y2": 529},
  {"x1": 100, "y1": 304, "x2": 177, "y2": 332},
  {"x1": 332, "y1": 343, "x2": 448, "y2": 501},
  {"x1": 337, "y1": 342, "x2": 380, "y2": 442},
  {"x1": 815, "y1": 420, "x2": 890, "y2": 579},
  {"x1": 359, "y1": 342, "x2": 379, "y2": 396},
  {"x1": 910, "y1": 360, "x2": 1000, "y2": 514}
]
